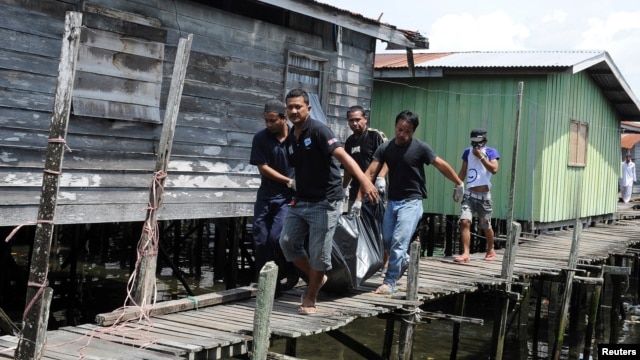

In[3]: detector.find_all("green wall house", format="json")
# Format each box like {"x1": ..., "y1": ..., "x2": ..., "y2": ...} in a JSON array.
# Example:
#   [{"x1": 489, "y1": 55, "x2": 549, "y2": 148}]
[{"x1": 371, "y1": 51, "x2": 640, "y2": 230}]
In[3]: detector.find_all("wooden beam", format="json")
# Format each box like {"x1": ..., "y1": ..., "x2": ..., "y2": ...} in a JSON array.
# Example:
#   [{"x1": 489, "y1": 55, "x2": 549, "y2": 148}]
[{"x1": 14, "y1": 12, "x2": 83, "y2": 360}]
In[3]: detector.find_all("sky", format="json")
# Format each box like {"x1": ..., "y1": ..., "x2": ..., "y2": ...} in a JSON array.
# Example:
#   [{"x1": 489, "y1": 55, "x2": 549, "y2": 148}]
[{"x1": 319, "y1": 0, "x2": 640, "y2": 99}]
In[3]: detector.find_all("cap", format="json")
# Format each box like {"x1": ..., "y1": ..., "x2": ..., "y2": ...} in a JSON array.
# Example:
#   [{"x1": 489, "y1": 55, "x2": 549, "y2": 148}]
[
  {"x1": 264, "y1": 99, "x2": 286, "y2": 115},
  {"x1": 470, "y1": 128, "x2": 487, "y2": 142}
]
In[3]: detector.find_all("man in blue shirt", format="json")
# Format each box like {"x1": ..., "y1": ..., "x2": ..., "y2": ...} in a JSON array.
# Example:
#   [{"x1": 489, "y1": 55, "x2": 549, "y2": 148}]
[
  {"x1": 250, "y1": 99, "x2": 298, "y2": 292},
  {"x1": 454, "y1": 128, "x2": 500, "y2": 263}
]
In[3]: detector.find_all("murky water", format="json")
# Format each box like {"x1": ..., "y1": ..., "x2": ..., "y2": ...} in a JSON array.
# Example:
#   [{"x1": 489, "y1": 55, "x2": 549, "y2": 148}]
[{"x1": 2, "y1": 227, "x2": 639, "y2": 359}]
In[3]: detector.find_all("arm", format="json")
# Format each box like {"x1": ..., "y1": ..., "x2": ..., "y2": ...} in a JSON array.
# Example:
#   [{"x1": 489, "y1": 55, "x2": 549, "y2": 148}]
[
  {"x1": 472, "y1": 147, "x2": 499, "y2": 174},
  {"x1": 432, "y1": 156, "x2": 464, "y2": 185},
  {"x1": 342, "y1": 171, "x2": 352, "y2": 189},
  {"x1": 457, "y1": 161, "x2": 468, "y2": 184},
  {"x1": 333, "y1": 147, "x2": 378, "y2": 202},
  {"x1": 257, "y1": 164, "x2": 291, "y2": 185}
]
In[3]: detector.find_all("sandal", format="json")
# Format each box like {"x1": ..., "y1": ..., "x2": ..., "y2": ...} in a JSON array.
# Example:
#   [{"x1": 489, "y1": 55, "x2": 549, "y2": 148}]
[
  {"x1": 374, "y1": 284, "x2": 397, "y2": 295},
  {"x1": 484, "y1": 250, "x2": 496, "y2": 261},
  {"x1": 453, "y1": 255, "x2": 470, "y2": 263}
]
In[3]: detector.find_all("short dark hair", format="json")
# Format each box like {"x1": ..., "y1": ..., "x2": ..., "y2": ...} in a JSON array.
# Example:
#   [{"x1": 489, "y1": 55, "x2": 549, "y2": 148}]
[
  {"x1": 347, "y1": 105, "x2": 367, "y2": 118},
  {"x1": 285, "y1": 88, "x2": 309, "y2": 105},
  {"x1": 395, "y1": 110, "x2": 419, "y2": 131}
]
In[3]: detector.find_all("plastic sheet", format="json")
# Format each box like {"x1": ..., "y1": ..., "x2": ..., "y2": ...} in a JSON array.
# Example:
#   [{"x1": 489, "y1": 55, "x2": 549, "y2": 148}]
[{"x1": 322, "y1": 200, "x2": 385, "y2": 293}]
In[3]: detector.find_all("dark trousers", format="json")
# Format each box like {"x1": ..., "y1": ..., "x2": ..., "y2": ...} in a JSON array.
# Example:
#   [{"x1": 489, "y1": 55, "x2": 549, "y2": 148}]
[{"x1": 253, "y1": 197, "x2": 299, "y2": 291}]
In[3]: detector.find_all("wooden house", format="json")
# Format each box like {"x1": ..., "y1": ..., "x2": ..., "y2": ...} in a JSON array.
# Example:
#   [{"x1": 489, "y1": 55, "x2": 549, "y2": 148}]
[
  {"x1": 371, "y1": 51, "x2": 640, "y2": 230},
  {"x1": 0, "y1": 0, "x2": 428, "y2": 228}
]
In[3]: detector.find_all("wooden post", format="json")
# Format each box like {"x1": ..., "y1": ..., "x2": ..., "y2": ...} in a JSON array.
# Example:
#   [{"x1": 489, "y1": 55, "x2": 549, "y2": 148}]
[
  {"x1": 582, "y1": 280, "x2": 602, "y2": 360},
  {"x1": 14, "y1": 12, "x2": 82, "y2": 360},
  {"x1": 450, "y1": 293, "x2": 466, "y2": 359},
  {"x1": 495, "y1": 222, "x2": 521, "y2": 360},
  {"x1": 518, "y1": 281, "x2": 531, "y2": 360},
  {"x1": 552, "y1": 178, "x2": 584, "y2": 360},
  {"x1": 251, "y1": 261, "x2": 278, "y2": 360},
  {"x1": 131, "y1": 34, "x2": 193, "y2": 306},
  {"x1": 398, "y1": 241, "x2": 420, "y2": 360}
]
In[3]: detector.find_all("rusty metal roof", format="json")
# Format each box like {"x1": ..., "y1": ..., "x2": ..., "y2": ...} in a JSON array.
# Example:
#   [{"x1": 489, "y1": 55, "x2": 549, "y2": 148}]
[{"x1": 374, "y1": 50, "x2": 640, "y2": 121}]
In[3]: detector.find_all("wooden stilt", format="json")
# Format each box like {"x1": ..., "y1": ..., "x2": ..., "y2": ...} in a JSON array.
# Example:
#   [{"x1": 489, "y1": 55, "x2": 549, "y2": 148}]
[
  {"x1": 532, "y1": 279, "x2": 543, "y2": 360},
  {"x1": 548, "y1": 281, "x2": 560, "y2": 358},
  {"x1": 252, "y1": 261, "x2": 278, "y2": 360},
  {"x1": 450, "y1": 293, "x2": 466, "y2": 359},
  {"x1": 582, "y1": 279, "x2": 603, "y2": 360},
  {"x1": 397, "y1": 241, "x2": 420, "y2": 360},
  {"x1": 609, "y1": 256, "x2": 622, "y2": 344},
  {"x1": 518, "y1": 281, "x2": 531, "y2": 360},
  {"x1": 568, "y1": 281, "x2": 586, "y2": 359},
  {"x1": 381, "y1": 317, "x2": 395, "y2": 359},
  {"x1": 195, "y1": 219, "x2": 204, "y2": 279}
]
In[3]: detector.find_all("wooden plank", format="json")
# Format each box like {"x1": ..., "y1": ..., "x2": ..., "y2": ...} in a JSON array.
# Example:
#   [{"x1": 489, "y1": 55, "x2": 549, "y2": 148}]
[
  {"x1": 95, "y1": 286, "x2": 257, "y2": 326},
  {"x1": 15, "y1": 12, "x2": 82, "y2": 360}
]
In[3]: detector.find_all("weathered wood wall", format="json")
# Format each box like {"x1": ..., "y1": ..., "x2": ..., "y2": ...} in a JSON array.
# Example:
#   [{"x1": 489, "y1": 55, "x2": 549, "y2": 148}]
[{"x1": 0, "y1": 0, "x2": 377, "y2": 226}]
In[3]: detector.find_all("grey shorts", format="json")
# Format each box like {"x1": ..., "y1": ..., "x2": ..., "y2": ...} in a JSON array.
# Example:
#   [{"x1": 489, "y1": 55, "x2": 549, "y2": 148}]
[
  {"x1": 460, "y1": 193, "x2": 493, "y2": 229},
  {"x1": 279, "y1": 199, "x2": 342, "y2": 271}
]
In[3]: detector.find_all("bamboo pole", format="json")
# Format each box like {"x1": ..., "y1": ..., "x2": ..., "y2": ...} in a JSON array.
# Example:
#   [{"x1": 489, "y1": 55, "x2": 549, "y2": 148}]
[
  {"x1": 131, "y1": 34, "x2": 193, "y2": 306},
  {"x1": 14, "y1": 12, "x2": 82, "y2": 360},
  {"x1": 495, "y1": 81, "x2": 524, "y2": 360},
  {"x1": 252, "y1": 261, "x2": 278, "y2": 360}
]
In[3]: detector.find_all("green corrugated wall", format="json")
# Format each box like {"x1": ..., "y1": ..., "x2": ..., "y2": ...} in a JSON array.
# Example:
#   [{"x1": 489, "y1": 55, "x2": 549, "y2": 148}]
[{"x1": 370, "y1": 71, "x2": 620, "y2": 225}]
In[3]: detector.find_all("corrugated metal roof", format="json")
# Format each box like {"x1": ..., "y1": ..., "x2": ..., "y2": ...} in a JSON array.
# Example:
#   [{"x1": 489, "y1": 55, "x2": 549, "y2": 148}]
[
  {"x1": 375, "y1": 50, "x2": 606, "y2": 69},
  {"x1": 374, "y1": 50, "x2": 640, "y2": 121}
]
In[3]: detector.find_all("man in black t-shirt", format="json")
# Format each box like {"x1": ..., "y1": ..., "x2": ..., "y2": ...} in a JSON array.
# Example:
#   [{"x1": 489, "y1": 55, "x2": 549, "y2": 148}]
[
  {"x1": 279, "y1": 89, "x2": 379, "y2": 314},
  {"x1": 342, "y1": 105, "x2": 388, "y2": 212},
  {"x1": 365, "y1": 110, "x2": 464, "y2": 294}
]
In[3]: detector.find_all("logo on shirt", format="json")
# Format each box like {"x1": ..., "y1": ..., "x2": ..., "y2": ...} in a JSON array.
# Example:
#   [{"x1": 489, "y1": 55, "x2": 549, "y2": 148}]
[
  {"x1": 327, "y1": 138, "x2": 337, "y2": 145},
  {"x1": 304, "y1": 137, "x2": 311, "y2": 147},
  {"x1": 467, "y1": 169, "x2": 478, "y2": 184},
  {"x1": 351, "y1": 146, "x2": 361, "y2": 154}
]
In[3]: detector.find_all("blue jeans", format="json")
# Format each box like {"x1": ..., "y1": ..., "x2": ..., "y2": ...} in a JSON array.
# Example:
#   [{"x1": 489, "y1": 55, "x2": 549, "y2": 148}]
[
  {"x1": 382, "y1": 199, "x2": 423, "y2": 286},
  {"x1": 279, "y1": 199, "x2": 342, "y2": 271}
]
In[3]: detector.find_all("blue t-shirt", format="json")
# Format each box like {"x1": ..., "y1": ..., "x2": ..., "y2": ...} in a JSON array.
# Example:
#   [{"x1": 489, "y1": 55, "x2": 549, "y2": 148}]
[
  {"x1": 286, "y1": 117, "x2": 344, "y2": 202},
  {"x1": 250, "y1": 127, "x2": 295, "y2": 201},
  {"x1": 373, "y1": 138, "x2": 437, "y2": 201}
]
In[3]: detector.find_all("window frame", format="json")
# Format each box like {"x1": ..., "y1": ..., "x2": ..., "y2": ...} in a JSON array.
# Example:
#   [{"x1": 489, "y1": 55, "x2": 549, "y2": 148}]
[{"x1": 568, "y1": 119, "x2": 589, "y2": 167}]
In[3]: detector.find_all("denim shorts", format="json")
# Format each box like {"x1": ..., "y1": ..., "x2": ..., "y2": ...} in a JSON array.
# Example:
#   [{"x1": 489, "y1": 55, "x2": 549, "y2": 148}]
[
  {"x1": 279, "y1": 199, "x2": 342, "y2": 271},
  {"x1": 460, "y1": 195, "x2": 493, "y2": 229}
]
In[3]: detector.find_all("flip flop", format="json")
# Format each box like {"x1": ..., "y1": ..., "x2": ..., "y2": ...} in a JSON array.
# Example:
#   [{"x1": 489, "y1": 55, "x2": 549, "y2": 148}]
[
  {"x1": 453, "y1": 255, "x2": 470, "y2": 263},
  {"x1": 374, "y1": 284, "x2": 397, "y2": 295},
  {"x1": 484, "y1": 251, "x2": 496, "y2": 261}
]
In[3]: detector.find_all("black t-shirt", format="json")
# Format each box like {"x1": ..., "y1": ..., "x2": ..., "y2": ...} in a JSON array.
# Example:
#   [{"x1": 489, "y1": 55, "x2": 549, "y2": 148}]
[
  {"x1": 373, "y1": 138, "x2": 437, "y2": 201},
  {"x1": 249, "y1": 127, "x2": 295, "y2": 201},
  {"x1": 286, "y1": 117, "x2": 344, "y2": 202},
  {"x1": 343, "y1": 128, "x2": 385, "y2": 199}
]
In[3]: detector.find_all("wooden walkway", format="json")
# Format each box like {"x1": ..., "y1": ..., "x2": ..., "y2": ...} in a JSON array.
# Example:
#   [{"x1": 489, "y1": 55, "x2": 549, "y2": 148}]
[{"x1": 1, "y1": 215, "x2": 640, "y2": 359}]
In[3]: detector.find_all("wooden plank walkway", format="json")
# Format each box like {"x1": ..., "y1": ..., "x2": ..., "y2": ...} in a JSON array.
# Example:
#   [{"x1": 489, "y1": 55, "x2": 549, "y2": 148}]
[{"x1": 1, "y1": 217, "x2": 640, "y2": 359}]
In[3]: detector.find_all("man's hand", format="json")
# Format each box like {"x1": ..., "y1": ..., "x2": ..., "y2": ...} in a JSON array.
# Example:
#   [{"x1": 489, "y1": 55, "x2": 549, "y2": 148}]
[
  {"x1": 453, "y1": 184, "x2": 464, "y2": 202},
  {"x1": 287, "y1": 178, "x2": 296, "y2": 191},
  {"x1": 351, "y1": 200, "x2": 362, "y2": 217},
  {"x1": 374, "y1": 177, "x2": 386, "y2": 194}
]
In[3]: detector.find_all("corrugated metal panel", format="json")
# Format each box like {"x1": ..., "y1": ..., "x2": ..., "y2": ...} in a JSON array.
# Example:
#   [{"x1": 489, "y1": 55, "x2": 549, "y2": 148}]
[
  {"x1": 370, "y1": 71, "x2": 619, "y2": 225},
  {"x1": 414, "y1": 50, "x2": 604, "y2": 68},
  {"x1": 374, "y1": 50, "x2": 640, "y2": 121}
]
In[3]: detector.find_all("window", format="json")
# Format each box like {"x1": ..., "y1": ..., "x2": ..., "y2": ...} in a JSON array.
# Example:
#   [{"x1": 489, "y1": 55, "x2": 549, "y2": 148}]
[
  {"x1": 285, "y1": 51, "x2": 329, "y2": 123},
  {"x1": 568, "y1": 120, "x2": 588, "y2": 166}
]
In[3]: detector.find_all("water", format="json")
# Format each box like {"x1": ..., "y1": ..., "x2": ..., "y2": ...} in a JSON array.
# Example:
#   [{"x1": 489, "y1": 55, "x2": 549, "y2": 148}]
[{"x1": 2, "y1": 225, "x2": 640, "y2": 359}]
